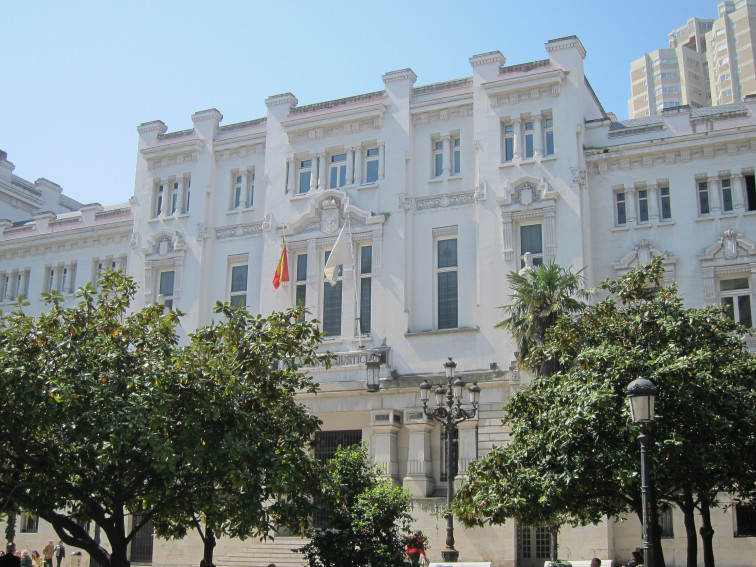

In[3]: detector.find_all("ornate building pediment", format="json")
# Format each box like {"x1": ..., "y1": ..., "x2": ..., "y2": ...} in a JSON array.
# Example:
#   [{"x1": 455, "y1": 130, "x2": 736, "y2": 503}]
[
  {"x1": 283, "y1": 189, "x2": 386, "y2": 238},
  {"x1": 698, "y1": 229, "x2": 756, "y2": 263},
  {"x1": 497, "y1": 176, "x2": 557, "y2": 209},
  {"x1": 613, "y1": 240, "x2": 677, "y2": 284}
]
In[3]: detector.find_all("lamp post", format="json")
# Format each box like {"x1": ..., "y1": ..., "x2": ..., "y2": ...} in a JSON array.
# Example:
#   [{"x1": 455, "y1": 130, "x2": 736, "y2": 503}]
[
  {"x1": 626, "y1": 377, "x2": 657, "y2": 567},
  {"x1": 419, "y1": 357, "x2": 481, "y2": 562}
]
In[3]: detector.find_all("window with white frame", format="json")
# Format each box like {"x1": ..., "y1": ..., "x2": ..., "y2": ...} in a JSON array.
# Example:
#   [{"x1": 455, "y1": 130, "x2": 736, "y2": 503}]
[
  {"x1": 660, "y1": 186, "x2": 672, "y2": 220},
  {"x1": 452, "y1": 137, "x2": 461, "y2": 175},
  {"x1": 295, "y1": 253, "x2": 307, "y2": 322},
  {"x1": 298, "y1": 159, "x2": 312, "y2": 194},
  {"x1": 2, "y1": 275, "x2": 9, "y2": 301},
  {"x1": 159, "y1": 270, "x2": 175, "y2": 310},
  {"x1": 171, "y1": 180, "x2": 179, "y2": 214},
  {"x1": 433, "y1": 140, "x2": 444, "y2": 177},
  {"x1": 47, "y1": 267, "x2": 56, "y2": 293},
  {"x1": 20, "y1": 514, "x2": 38, "y2": 533},
  {"x1": 232, "y1": 174, "x2": 243, "y2": 209},
  {"x1": 359, "y1": 245, "x2": 372, "y2": 335},
  {"x1": 230, "y1": 171, "x2": 254, "y2": 209},
  {"x1": 616, "y1": 192, "x2": 627, "y2": 226},
  {"x1": 329, "y1": 153, "x2": 347, "y2": 189},
  {"x1": 524, "y1": 121, "x2": 535, "y2": 159},
  {"x1": 720, "y1": 277, "x2": 752, "y2": 327},
  {"x1": 544, "y1": 118, "x2": 554, "y2": 156},
  {"x1": 154, "y1": 183, "x2": 165, "y2": 217},
  {"x1": 229, "y1": 264, "x2": 248, "y2": 308},
  {"x1": 436, "y1": 235, "x2": 458, "y2": 330},
  {"x1": 504, "y1": 124, "x2": 514, "y2": 162},
  {"x1": 15, "y1": 272, "x2": 23, "y2": 300},
  {"x1": 638, "y1": 189, "x2": 649, "y2": 222},
  {"x1": 721, "y1": 177, "x2": 734, "y2": 212},
  {"x1": 365, "y1": 147, "x2": 380, "y2": 184},
  {"x1": 322, "y1": 249, "x2": 343, "y2": 336},
  {"x1": 698, "y1": 180, "x2": 711, "y2": 215},
  {"x1": 520, "y1": 224, "x2": 544, "y2": 267}
]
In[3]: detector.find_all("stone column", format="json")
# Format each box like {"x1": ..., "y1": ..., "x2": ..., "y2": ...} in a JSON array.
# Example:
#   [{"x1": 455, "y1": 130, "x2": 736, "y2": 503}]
[
  {"x1": 346, "y1": 148, "x2": 355, "y2": 184},
  {"x1": 403, "y1": 411, "x2": 434, "y2": 497},
  {"x1": 455, "y1": 419, "x2": 478, "y2": 486},
  {"x1": 21, "y1": 269, "x2": 30, "y2": 299},
  {"x1": 286, "y1": 159, "x2": 295, "y2": 194},
  {"x1": 378, "y1": 142, "x2": 385, "y2": 180},
  {"x1": 534, "y1": 115, "x2": 544, "y2": 157},
  {"x1": 354, "y1": 147, "x2": 363, "y2": 184},
  {"x1": 310, "y1": 154, "x2": 319, "y2": 192},
  {"x1": 733, "y1": 173, "x2": 745, "y2": 211},
  {"x1": 176, "y1": 177, "x2": 185, "y2": 214},
  {"x1": 159, "y1": 183, "x2": 169, "y2": 216},
  {"x1": 318, "y1": 154, "x2": 327, "y2": 190},
  {"x1": 512, "y1": 118, "x2": 522, "y2": 160},
  {"x1": 441, "y1": 135, "x2": 451, "y2": 175},
  {"x1": 240, "y1": 170, "x2": 248, "y2": 208},
  {"x1": 371, "y1": 410, "x2": 401, "y2": 486},
  {"x1": 709, "y1": 176, "x2": 721, "y2": 214},
  {"x1": 626, "y1": 186, "x2": 638, "y2": 224},
  {"x1": 647, "y1": 184, "x2": 659, "y2": 221}
]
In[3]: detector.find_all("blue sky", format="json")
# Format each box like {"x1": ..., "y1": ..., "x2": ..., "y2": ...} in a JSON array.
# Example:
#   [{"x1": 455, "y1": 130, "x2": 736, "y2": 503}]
[{"x1": 2, "y1": 0, "x2": 718, "y2": 206}]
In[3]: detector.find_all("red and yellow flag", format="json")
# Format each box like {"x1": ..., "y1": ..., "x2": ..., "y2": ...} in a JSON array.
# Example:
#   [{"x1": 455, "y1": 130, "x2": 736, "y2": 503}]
[{"x1": 273, "y1": 241, "x2": 289, "y2": 290}]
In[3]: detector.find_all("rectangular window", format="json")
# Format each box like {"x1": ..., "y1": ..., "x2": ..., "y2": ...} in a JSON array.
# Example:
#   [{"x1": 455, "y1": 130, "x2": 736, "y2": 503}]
[
  {"x1": 504, "y1": 125, "x2": 514, "y2": 162},
  {"x1": 745, "y1": 174, "x2": 756, "y2": 211},
  {"x1": 298, "y1": 160, "x2": 312, "y2": 194},
  {"x1": 15, "y1": 273, "x2": 23, "y2": 300},
  {"x1": 616, "y1": 193, "x2": 627, "y2": 225},
  {"x1": 433, "y1": 141, "x2": 443, "y2": 177},
  {"x1": 524, "y1": 122, "x2": 534, "y2": 158},
  {"x1": 20, "y1": 514, "x2": 38, "y2": 533},
  {"x1": 171, "y1": 181, "x2": 179, "y2": 214},
  {"x1": 660, "y1": 186, "x2": 672, "y2": 220},
  {"x1": 365, "y1": 147, "x2": 379, "y2": 183},
  {"x1": 660, "y1": 507, "x2": 674, "y2": 539},
  {"x1": 698, "y1": 181, "x2": 710, "y2": 215},
  {"x1": 437, "y1": 237, "x2": 458, "y2": 329},
  {"x1": 329, "y1": 153, "x2": 347, "y2": 189},
  {"x1": 721, "y1": 178, "x2": 733, "y2": 211},
  {"x1": 60, "y1": 267, "x2": 68, "y2": 293},
  {"x1": 720, "y1": 278, "x2": 752, "y2": 327},
  {"x1": 322, "y1": 250, "x2": 342, "y2": 336},
  {"x1": 154, "y1": 184, "x2": 164, "y2": 217},
  {"x1": 736, "y1": 503, "x2": 756, "y2": 537},
  {"x1": 638, "y1": 190, "x2": 649, "y2": 222},
  {"x1": 229, "y1": 264, "x2": 248, "y2": 308},
  {"x1": 159, "y1": 270, "x2": 175, "y2": 310},
  {"x1": 359, "y1": 246, "x2": 372, "y2": 335},
  {"x1": 544, "y1": 118, "x2": 554, "y2": 155},
  {"x1": 295, "y1": 253, "x2": 307, "y2": 322},
  {"x1": 520, "y1": 224, "x2": 543, "y2": 267},
  {"x1": 452, "y1": 137, "x2": 461, "y2": 174},
  {"x1": 184, "y1": 177, "x2": 191, "y2": 212},
  {"x1": 48, "y1": 268, "x2": 55, "y2": 293},
  {"x1": 232, "y1": 175, "x2": 242, "y2": 209}
]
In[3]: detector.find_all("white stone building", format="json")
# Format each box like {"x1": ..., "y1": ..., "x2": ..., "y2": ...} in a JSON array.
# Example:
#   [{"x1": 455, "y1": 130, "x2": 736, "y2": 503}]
[{"x1": 2, "y1": 35, "x2": 756, "y2": 567}]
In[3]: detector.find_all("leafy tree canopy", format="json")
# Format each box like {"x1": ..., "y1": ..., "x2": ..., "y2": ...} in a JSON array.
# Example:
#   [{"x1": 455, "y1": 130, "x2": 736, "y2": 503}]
[{"x1": 0, "y1": 271, "x2": 328, "y2": 567}]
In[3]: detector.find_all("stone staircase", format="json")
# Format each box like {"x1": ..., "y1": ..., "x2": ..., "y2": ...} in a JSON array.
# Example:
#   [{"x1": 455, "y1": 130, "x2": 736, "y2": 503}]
[{"x1": 212, "y1": 537, "x2": 309, "y2": 567}]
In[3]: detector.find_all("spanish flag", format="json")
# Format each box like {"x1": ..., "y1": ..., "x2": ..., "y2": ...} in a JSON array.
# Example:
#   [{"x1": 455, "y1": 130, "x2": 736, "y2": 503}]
[{"x1": 273, "y1": 241, "x2": 289, "y2": 290}]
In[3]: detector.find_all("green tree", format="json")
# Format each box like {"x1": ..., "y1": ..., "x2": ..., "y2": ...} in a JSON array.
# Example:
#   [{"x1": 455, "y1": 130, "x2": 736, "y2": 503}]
[
  {"x1": 298, "y1": 445, "x2": 414, "y2": 567},
  {"x1": 151, "y1": 302, "x2": 326, "y2": 567},
  {"x1": 453, "y1": 258, "x2": 756, "y2": 567},
  {"x1": 0, "y1": 271, "x2": 327, "y2": 567},
  {"x1": 493, "y1": 262, "x2": 591, "y2": 560}
]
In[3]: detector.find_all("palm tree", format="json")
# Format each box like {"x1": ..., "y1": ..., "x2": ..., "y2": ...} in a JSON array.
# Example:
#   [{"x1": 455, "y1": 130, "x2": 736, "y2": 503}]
[
  {"x1": 496, "y1": 261, "x2": 591, "y2": 564},
  {"x1": 497, "y1": 261, "x2": 590, "y2": 378}
]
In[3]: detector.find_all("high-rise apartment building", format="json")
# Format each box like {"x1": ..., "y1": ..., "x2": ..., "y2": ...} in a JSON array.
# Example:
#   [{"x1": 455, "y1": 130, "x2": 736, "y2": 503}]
[{"x1": 629, "y1": 0, "x2": 756, "y2": 118}]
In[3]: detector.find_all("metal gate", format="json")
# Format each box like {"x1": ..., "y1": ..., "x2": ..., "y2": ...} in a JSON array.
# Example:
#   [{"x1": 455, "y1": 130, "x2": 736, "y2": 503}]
[
  {"x1": 130, "y1": 515, "x2": 154, "y2": 564},
  {"x1": 313, "y1": 429, "x2": 362, "y2": 528}
]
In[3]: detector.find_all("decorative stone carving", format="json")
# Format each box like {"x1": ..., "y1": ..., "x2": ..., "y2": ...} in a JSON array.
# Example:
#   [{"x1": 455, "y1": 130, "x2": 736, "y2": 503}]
[
  {"x1": 321, "y1": 199, "x2": 341, "y2": 235},
  {"x1": 613, "y1": 241, "x2": 678, "y2": 284},
  {"x1": 398, "y1": 194, "x2": 412, "y2": 211},
  {"x1": 416, "y1": 191, "x2": 475, "y2": 210}
]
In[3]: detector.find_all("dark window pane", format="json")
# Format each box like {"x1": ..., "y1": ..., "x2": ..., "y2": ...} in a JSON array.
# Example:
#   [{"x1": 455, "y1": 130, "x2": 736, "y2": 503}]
[
  {"x1": 545, "y1": 131, "x2": 554, "y2": 155},
  {"x1": 721, "y1": 278, "x2": 749, "y2": 291},
  {"x1": 505, "y1": 137, "x2": 514, "y2": 161},
  {"x1": 361, "y1": 246, "x2": 372, "y2": 274},
  {"x1": 296, "y1": 254, "x2": 307, "y2": 281},
  {"x1": 739, "y1": 295, "x2": 752, "y2": 327},
  {"x1": 438, "y1": 271, "x2": 458, "y2": 329},
  {"x1": 520, "y1": 225, "x2": 542, "y2": 255},
  {"x1": 660, "y1": 187, "x2": 671, "y2": 219},
  {"x1": 231, "y1": 265, "x2": 248, "y2": 292},
  {"x1": 638, "y1": 190, "x2": 649, "y2": 222},
  {"x1": 746, "y1": 174, "x2": 756, "y2": 211},
  {"x1": 366, "y1": 159, "x2": 379, "y2": 183},
  {"x1": 360, "y1": 277, "x2": 371, "y2": 335},
  {"x1": 438, "y1": 238, "x2": 458, "y2": 268},
  {"x1": 323, "y1": 280, "x2": 342, "y2": 336},
  {"x1": 699, "y1": 182, "x2": 710, "y2": 214},
  {"x1": 736, "y1": 504, "x2": 756, "y2": 536},
  {"x1": 722, "y1": 296, "x2": 735, "y2": 320},
  {"x1": 230, "y1": 294, "x2": 246, "y2": 308},
  {"x1": 159, "y1": 271, "x2": 174, "y2": 296}
]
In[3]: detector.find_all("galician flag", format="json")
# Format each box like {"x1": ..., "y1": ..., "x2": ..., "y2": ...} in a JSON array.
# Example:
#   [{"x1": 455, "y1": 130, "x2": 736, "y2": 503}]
[
  {"x1": 324, "y1": 224, "x2": 349, "y2": 286},
  {"x1": 272, "y1": 240, "x2": 289, "y2": 290}
]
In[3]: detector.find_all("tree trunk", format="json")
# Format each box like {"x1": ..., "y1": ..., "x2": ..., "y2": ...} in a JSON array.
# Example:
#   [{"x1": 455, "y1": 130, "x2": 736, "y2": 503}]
[
  {"x1": 699, "y1": 504, "x2": 716, "y2": 567},
  {"x1": 550, "y1": 527, "x2": 559, "y2": 562},
  {"x1": 5, "y1": 513, "x2": 15, "y2": 544},
  {"x1": 679, "y1": 495, "x2": 698, "y2": 567},
  {"x1": 651, "y1": 508, "x2": 666, "y2": 567},
  {"x1": 200, "y1": 526, "x2": 216, "y2": 567}
]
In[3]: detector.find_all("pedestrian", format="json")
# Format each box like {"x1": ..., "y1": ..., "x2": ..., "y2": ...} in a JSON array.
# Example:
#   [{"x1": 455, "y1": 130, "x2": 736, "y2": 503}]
[
  {"x1": 53, "y1": 543, "x2": 64, "y2": 567},
  {"x1": 42, "y1": 542, "x2": 54, "y2": 567},
  {"x1": 624, "y1": 548, "x2": 643, "y2": 567},
  {"x1": 406, "y1": 531, "x2": 427, "y2": 567},
  {"x1": 590, "y1": 559, "x2": 601, "y2": 567},
  {"x1": 20, "y1": 551, "x2": 32, "y2": 567},
  {"x1": 0, "y1": 544, "x2": 20, "y2": 567},
  {"x1": 31, "y1": 552, "x2": 42, "y2": 567}
]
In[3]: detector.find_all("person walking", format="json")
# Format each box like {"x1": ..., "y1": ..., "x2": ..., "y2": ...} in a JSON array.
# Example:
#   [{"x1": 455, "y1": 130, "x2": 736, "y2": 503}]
[
  {"x1": 406, "y1": 531, "x2": 427, "y2": 567},
  {"x1": 19, "y1": 551, "x2": 32, "y2": 567},
  {"x1": 31, "y1": 551, "x2": 42, "y2": 567},
  {"x1": 53, "y1": 543, "x2": 64, "y2": 567},
  {"x1": 0, "y1": 544, "x2": 20, "y2": 567}
]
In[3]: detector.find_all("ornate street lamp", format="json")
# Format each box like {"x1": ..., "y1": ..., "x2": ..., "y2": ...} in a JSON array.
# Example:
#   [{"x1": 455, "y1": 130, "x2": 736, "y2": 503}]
[
  {"x1": 626, "y1": 377, "x2": 658, "y2": 567},
  {"x1": 419, "y1": 357, "x2": 480, "y2": 562},
  {"x1": 366, "y1": 359, "x2": 380, "y2": 392}
]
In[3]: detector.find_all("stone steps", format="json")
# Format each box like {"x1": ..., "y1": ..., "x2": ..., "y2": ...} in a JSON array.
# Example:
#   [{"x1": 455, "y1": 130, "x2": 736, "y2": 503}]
[{"x1": 211, "y1": 537, "x2": 308, "y2": 567}]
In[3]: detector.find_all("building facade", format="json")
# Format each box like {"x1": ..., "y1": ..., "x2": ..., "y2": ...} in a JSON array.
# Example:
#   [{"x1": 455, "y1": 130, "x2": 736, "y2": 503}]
[
  {"x1": 629, "y1": 0, "x2": 756, "y2": 118},
  {"x1": 2, "y1": 35, "x2": 756, "y2": 567}
]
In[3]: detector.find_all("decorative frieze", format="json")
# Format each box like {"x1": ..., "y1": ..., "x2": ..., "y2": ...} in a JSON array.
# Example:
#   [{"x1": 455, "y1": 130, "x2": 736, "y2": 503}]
[
  {"x1": 412, "y1": 104, "x2": 473, "y2": 126},
  {"x1": 287, "y1": 118, "x2": 383, "y2": 144},
  {"x1": 214, "y1": 144, "x2": 264, "y2": 162},
  {"x1": 416, "y1": 190, "x2": 476, "y2": 210},
  {"x1": 146, "y1": 152, "x2": 200, "y2": 171},
  {"x1": 214, "y1": 215, "x2": 271, "y2": 240},
  {"x1": 491, "y1": 85, "x2": 561, "y2": 108}
]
